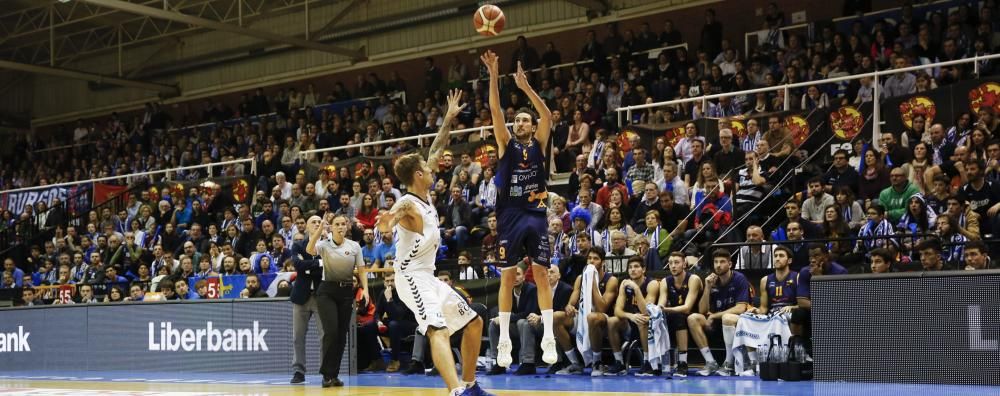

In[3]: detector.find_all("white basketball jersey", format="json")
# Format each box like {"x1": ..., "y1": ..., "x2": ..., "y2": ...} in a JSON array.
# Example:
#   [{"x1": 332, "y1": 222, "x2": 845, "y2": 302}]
[{"x1": 392, "y1": 193, "x2": 440, "y2": 272}]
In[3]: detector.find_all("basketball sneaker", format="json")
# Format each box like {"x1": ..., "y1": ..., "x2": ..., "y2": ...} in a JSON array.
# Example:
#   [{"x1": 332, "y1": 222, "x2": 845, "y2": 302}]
[
  {"x1": 674, "y1": 362, "x2": 688, "y2": 378},
  {"x1": 717, "y1": 362, "x2": 735, "y2": 377},
  {"x1": 496, "y1": 339, "x2": 513, "y2": 368},
  {"x1": 696, "y1": 361, "x2": 720, "y2": 376},
  {"x1": 635, "y1": 362, "x2": 660, "y2": 377},
  {"x1": 603, "y1": 361, "x2": 627, "y2": 376},
  {"x1": 555, "y1": 363, "x2": 583, "y2": 375},
  {"x1": 590, "y1": 363, "x2": 605, "y2": 377},
  {"x1": 462, "y1": 381, "x2": 497, "y2": 396},
  {"x1": 541, "y1": 336, "x2": 558, "y2": 364}
]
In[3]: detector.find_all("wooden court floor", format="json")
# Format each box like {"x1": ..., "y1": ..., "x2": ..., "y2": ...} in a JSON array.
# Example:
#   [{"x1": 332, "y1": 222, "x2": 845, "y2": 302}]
[{"x1": 0, "y1": 379, "x2": 717, "y2": 396}]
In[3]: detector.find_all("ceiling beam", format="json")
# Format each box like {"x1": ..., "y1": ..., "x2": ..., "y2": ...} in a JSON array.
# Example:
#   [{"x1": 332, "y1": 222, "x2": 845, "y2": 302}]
[
  {"x1": 78, "y1": 0, "x2": 364, "y2": 58},
  {"x1": 0, "y1": 59, "x2": 179, "y2": 95},
  {"x1": 563, "y1": 0, "x2": 608, "y2": 13},
  {"x1": 310, "y1": 0, "x2": 367, "y2": 39}
]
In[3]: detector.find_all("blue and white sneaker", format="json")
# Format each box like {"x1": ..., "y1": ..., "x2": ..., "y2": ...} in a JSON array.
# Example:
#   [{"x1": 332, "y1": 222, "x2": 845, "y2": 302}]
[{"x1": 462, "y1": 381, "x2": 497, "y2": 396}]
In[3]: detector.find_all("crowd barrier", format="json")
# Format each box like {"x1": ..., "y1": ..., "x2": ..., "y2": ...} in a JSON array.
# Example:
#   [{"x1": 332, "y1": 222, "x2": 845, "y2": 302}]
[
  {"x1": 812, "y1": 269, "x2": 1000, "y2": 385},
  {"x1": 0, "y1": 298, "x2": 346, "y2": 376}
]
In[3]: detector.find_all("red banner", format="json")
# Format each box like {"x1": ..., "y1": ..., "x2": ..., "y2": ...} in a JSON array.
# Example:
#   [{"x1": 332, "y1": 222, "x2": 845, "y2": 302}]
[{"x1": 93, "y1": 183, "x2": 128, "y2": 205}]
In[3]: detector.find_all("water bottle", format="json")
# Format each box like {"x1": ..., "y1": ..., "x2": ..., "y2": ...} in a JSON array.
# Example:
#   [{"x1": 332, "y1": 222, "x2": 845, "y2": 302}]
[{"x1": 795, "y1": 343, "x2": 807, "y2": 363}]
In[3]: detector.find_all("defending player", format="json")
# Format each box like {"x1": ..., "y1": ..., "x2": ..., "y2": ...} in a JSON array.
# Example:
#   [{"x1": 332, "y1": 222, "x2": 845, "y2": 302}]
[
  {"x1": 658, "y1": 252, "x2": 703, "y2": 377},
  {"x1": 376, "y1": 89, "x2": 494, "y2": 396},
  {"x1": 480, "y1": 50, "x2": 559, "y2": 367},
  {"x1": 723, "y1": 245, "x2": 798, "y2": 376}
]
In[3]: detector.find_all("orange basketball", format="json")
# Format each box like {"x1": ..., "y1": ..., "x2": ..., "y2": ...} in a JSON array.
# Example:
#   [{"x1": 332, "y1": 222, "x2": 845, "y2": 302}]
[{"x1": 473, "y1": 5, "x2": 505, "y2": 36}]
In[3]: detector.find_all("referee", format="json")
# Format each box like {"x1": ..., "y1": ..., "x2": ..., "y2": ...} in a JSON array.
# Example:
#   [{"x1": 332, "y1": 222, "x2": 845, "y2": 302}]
[{"x1": 306, "y1": 214, "x2": 367, "y2": 388}]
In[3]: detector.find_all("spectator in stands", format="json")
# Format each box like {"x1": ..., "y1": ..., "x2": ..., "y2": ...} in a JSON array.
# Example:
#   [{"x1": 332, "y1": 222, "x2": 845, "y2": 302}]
[
  {"x1": 963, "y1": 240, "x2": 989, "y2": 270},
  {"x1": 673, "y1": 123, "x2": 705, "y2": 164},
  {"x1": 487, "y1": 266, "x2": 540, "y2": 376},
  {"x1": 858, "y1": 147, "x2": 890, "y2": 203},
  {"x1": 856, "y1": 203, "x2": 896, "y2": 257},
  {"x1": 441, "y1": 186, "x2": 472, "y2": 256},
  {"x1": 958, "y1": 159, "x2": 1000, "y2": 238},
  {"x1": 802, "y1": 177, "x2": 834, "y2": 224},
  {"x1": 882, "y1": 56, "x2": 917, "y2": 98},
  {"x1": 575, "y1": 189, "x2": 603, "y2": 229},
  {"x1": 869, "y1": 248, "x2": 893, "y2": 274},
  {"x1": 374, "y1": 272, "x2": 416, "y2": 373},
  {"x1": 762, "y1": 116, "x2": 793, "y2": 160},
  {"x1": 625, "y1": 148, "x2": 655, "y2": 184},
  {"x1": 242, "y1": 273, "x2": 267, "y2": 298},
  {"x1": 824, "y1": 150, "x2": 860, "y2": 195}
]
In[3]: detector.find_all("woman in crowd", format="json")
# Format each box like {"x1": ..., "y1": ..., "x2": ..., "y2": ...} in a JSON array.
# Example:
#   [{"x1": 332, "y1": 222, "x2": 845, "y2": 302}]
[
  {"x1": 907, "y1": 142, "x2": 931, "y2": 193},
  {"x1": 690, "y1": 161, "x2": 724, "y2": 207},
  {"x1": 858, "y1": 148, "x2": 890, "y2": 204},
  {"x1": 834, "y1": 185, "x2": 866, "y2": 230},
  {"x1": 599, "y1": 206, "x2": 635, "y2": 252},
  {"x1": 356, "y1": 194, "x2": 378, "y2": 229},
  {"x1": 822, "y1": 204, "x2": 854, "y2": 260}
]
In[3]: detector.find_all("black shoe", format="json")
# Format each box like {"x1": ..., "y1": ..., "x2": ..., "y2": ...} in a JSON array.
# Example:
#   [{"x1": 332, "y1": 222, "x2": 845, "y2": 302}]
[
  {"x1": 636, "y1": 362, "x2": 656, "y2": 377},
  {"x1": 546, "y1": 361, "x2": 567, "y2": 375},
  {"x1": 675, "y1": 362, "x2": 689, "y2": 378},
  {"x1": 603, "y1": 361, "x2": 627, "y2": 376},
  {"x1": 426, "y1": 365, "x2": 439, "y2": 376},
  {"x1": 321, "y1": 377, "x2": 343, "y2": 387},
  {"x1": 403, "y1": 361, "x2": 424, "y2": 375},
  {"x1": 513, "y1": 363, "x2": 536, "y2": 375},
  {"x1": 486, "y1": 364, "x2": 506, "y2": 375},
  {"x1": 290, "y1": 372, "x2": 305, "y2": 384}
]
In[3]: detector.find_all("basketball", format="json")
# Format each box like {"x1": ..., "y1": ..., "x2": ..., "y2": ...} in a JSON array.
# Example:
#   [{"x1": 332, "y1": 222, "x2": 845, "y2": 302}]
[{"x1": 473, "y1": 4, "x2": 505, "y2": 36}]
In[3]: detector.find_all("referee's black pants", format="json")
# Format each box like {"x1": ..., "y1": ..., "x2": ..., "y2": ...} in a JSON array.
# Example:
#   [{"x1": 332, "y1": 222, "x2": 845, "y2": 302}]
[{"x1": 316, "y1": 281, "x2": 355, "y2": 379}]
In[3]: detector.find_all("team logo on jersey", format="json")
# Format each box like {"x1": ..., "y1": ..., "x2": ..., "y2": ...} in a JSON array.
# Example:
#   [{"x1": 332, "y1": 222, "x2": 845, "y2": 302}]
[
  {"x1": 968, "y1": 82, "x2": 1000, "y2": 115},
  {"x1": 898, "y1": 96, "x2": 937, "y2": 129},
  {"x1": 829, "y1": 106, "x2": 863, "y2": 141}
]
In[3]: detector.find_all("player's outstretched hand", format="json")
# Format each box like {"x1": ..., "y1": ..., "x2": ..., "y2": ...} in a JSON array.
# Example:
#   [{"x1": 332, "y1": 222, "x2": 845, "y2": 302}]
[
  {"x1": 480, "y1": 50, "x2": 499, "y2": 74},
  {"x1": 514, "y1": 61, "x2": 529, "y2": 90},
  {"x1": 445, "y1": 88, "x2": 467, "y2": 119}
]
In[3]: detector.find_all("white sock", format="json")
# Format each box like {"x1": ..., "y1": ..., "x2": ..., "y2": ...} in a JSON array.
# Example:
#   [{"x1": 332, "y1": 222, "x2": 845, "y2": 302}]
[
  {"x1": 541, "y1": 309, "x2": 554, "y2": 338},
  {"x1": 722, "y1": 325, "x2": 736, "y2": 365},
  {"x1": 498, "y1": 312, "x2": 511, "y2": 342},
  {"x1": 465, "y1": 380, "x2": 477, "y2": 388},
  {"x1": 449, "y1": 386, "x2": 465, "y2": 396},
  {"x1": 565, "y1": 348, "x2": 581, "y2": 365},
  {"x1": 699, "y1": 347, "x2": 715, "y2": 364},
  {"x1": 679, "y1": 351, "x2": 688, "y2": 363},
  {"x1": 613, "y1": 351, "x2": 623, "y2": 363}
]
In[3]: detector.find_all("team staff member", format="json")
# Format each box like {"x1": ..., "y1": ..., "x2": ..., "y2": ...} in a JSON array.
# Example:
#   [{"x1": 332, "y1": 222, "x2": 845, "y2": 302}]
[
  {"x1": 307, "y1": 214, "x2": 367, "y2": 388},
  {"x1": 290, "y1": 217, "x2": 325, "y2": 384}
]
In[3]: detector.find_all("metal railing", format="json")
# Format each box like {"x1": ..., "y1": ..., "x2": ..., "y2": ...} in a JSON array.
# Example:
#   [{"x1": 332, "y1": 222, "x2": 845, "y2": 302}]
[
  {"x1": 616, "y1": 53, "x2": 1000, "y2": 137},
  {"x1": 467, "y1": 43, "x2": 689, "y2": 85}
]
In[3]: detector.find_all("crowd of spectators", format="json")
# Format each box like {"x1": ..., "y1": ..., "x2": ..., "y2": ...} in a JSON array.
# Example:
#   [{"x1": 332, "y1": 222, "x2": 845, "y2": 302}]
[{"x1": 2, "y1": 0, "x2": 999, "y2": 377}]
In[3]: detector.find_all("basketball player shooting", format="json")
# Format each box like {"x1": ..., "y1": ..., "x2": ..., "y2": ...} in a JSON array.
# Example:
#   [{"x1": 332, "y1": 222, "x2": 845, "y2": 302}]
[
  {"x1": 480, "y1": 50, "x2": 559, "y2": 368},
  {"x1": 376, "y1": 89, "x2": 494, "y2": 396}
]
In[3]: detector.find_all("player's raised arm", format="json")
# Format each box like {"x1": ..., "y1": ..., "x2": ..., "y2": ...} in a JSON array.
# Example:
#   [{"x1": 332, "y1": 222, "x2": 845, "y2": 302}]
[
  {"x1": 481, "y1": 50, "x2": 511, "y2": 157},
  {"x1": 427, "y1": 88, "x2": 466, "y2": 172},
  {"x1": 513, "y1": 61, "x2": 552, "y2": 150}
]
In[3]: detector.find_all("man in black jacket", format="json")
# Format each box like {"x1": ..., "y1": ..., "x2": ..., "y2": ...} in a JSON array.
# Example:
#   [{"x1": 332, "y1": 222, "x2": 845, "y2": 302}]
[
  {"x1": 374, "y1": 272, "x2": 417, "y2": 373},
  {"x1": 486, "y1": 266, "x2": 540, "y2": 375},
  {"x1": 442, "y1": 186, "x2": 472, "y2": 256},
  {"x1": 290, "y1": 227, "x2": 324, "y2": 384}
]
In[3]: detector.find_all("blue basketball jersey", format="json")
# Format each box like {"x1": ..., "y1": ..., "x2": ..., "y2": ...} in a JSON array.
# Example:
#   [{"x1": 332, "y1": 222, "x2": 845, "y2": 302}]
[
  {"x1": 765, "y1": 271, "x2": 798, "y2": 310},
  {"x1": 495, "y1": 138, "x2": 548, "y2": 213}
]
